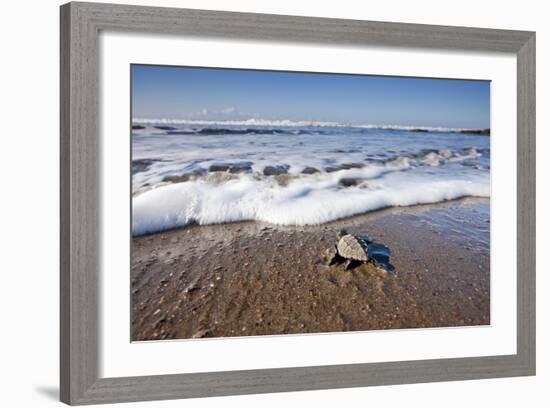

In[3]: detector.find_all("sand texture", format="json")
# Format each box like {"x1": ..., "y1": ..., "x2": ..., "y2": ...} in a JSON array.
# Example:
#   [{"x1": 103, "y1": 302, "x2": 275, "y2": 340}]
[{"x1": 131, "y1": 198, "x2": 490, "y2": 341}]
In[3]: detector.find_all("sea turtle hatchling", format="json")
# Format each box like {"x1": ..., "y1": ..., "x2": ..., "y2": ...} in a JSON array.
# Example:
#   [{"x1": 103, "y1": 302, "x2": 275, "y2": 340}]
[{"x1": 325, "y1": 229, "x2": 394, "y2": 271}]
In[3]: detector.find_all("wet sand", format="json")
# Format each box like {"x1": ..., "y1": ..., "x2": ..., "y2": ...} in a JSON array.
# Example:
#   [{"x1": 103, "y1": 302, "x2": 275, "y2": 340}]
[{"x1": 131, "y1": 198, "x2": 490, "y2": 341}]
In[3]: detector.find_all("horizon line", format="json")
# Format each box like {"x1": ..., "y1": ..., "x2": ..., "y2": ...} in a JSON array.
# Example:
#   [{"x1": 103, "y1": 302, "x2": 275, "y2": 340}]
[{"x1": 132, "y1": 117, "x2": 490, "y2": 132}]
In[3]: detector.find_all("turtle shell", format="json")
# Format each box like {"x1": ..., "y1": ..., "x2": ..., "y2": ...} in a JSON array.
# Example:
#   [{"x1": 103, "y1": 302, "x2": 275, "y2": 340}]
[{"x1": 337, "y1": 234, "x2": 369, "y2": 261}]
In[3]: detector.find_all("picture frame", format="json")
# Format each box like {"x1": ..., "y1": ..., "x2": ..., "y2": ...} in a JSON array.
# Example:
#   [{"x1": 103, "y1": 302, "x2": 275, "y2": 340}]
[{"x1": 60, "y1": 1, "x2": 536, "y2": 405}]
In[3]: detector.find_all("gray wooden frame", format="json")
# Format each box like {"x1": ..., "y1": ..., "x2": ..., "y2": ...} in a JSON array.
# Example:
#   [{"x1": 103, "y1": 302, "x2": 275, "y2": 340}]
[{"x1": 60, "y1": 1, "x2": 536, "y2": 405}]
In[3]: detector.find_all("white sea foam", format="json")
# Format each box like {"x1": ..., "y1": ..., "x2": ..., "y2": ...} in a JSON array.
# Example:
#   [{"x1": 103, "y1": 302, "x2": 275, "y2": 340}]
[
  {"x1": 132, "y1": 117, "x2": 472, "y2": 133},
  {"x1": 132, "y1": 171, "x2": 489, "y2": 236},
  {"x1": 134, "y1": 117, "x2": 344, "y2": 128}
]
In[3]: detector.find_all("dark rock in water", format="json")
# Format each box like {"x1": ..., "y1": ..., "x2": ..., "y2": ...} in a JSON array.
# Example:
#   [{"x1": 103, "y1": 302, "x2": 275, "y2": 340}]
[
  {"x1": 162, "y1": 173, "x2": 198, "y2": 184},
  {"x1": 324, "y1": 162, "x2": 364, "y2": 173},
  {"x1": 331, "y1": 149, "x2": 360, "y2": 154},
  {"x1": 132, "y1": 159, "x2": 156, "y2": 174},
  {"x1": 340, "y1": 162, "x2": 364, "y2": 169},
  {"x1": 263, "y1": 165, "x2": 289, "y2": 176},
  {"x1": 209, "y1": 162, "x2": 253, "y2": 173},
  {"x1": 302, "y1": 166, "x2": 320, "y2": 174},
  {"x1": 198, "y1": 128, "x2": 243, "y2": 135},
  {"x1": 339, "y1": 177, "x2": 362, "y2": 187},
  {"x1": 132, "y1": 125, "x2": 146, "y2": 130},
  {"x1": 154, "y1": 125, "x2": 177, "y2": 130},
  {"x1": 188, "y1": 127, "x2": 306, "y2": 136},
  {"x1": 460, "y1": 128, "x2": 490, "y2": 136},
  {"x1": 410, "y1": 128, "x2": 429, "y2": 133},
  {"x1": 163, "y1": 174, "x2": 190, "y2": 183},
  {"x1": 228, "y1": 161, "x2": 253, "y2": 173},
  {"x1": 208, "y1": 164, "x2": 231, "y2": 172}
]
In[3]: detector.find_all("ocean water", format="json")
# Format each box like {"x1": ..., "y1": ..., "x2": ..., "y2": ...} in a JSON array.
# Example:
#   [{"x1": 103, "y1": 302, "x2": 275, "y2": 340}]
[{"x1": 131, "y1": 121, "x2": 490, "y2": 236}]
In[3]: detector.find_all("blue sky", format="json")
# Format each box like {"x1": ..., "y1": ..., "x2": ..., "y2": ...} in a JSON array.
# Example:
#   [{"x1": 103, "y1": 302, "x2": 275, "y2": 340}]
[{"x1": 131, "y1": 64, "x2": 490, "y2": 128}]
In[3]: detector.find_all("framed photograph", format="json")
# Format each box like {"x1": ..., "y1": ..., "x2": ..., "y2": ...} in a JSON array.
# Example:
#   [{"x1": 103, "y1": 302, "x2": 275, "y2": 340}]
[{"x1": 60, "y1": 2, "x2": 535, "y2": 405}]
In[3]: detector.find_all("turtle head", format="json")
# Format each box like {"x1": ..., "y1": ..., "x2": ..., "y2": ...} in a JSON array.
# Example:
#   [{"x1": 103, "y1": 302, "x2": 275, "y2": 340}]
[{"x1": 338, "y1": 228, "x2": 348, "y2": 238}]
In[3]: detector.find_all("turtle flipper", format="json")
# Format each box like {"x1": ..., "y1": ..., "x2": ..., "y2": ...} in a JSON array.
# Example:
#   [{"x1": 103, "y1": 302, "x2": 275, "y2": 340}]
[
  {"x1": 323, "y1": 245, "x2": 343, "y2": 265},
  {"x1": 330, "y1": 253, "x2": 345, "y2": 265},
  {"x1": 343, "y1": 259, "x2": 361, "y2": 270},
  {"x1": 358, "y1": 234, "x2": 373, "y2": 244},
  {"x1": 367, "y1": 243, "x2": 395, "y2": 272}
]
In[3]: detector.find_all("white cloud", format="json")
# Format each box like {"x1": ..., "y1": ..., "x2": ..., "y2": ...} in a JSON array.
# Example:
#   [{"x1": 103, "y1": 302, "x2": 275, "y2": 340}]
[{"x1": 186, "y1": 106, "x2": 256, "y2": 120}]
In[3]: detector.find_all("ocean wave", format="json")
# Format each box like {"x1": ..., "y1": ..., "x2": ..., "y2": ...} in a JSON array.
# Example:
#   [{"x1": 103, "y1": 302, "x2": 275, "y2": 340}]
[
  {"x1": 132, "y1": 172, "x2": 489, "y2": 236},
  {"x1": 132, "y1": 147, "x2": 487, "y2": 189},
  {"x1": 132, "y1": 118, "x2": 473, "y2": 133},
  {"x1": 164, "y1": 127, "x2": 318, "y2": 136},
  {"x1": 131, "y1": 124, "x2": 490, "y2": 235}
]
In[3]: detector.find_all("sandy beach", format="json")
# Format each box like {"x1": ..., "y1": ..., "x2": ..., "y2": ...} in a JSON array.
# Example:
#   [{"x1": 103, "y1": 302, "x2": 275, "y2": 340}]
[{"x1": 131, "y1": 197, "x2": 490, "y2": 341}]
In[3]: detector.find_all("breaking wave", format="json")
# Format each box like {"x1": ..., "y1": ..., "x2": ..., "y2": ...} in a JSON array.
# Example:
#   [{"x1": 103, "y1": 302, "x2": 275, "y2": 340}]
[
  {"x1": 132, "y1": 172, "x2": 489, "y2": 236},
  {"x1": 131, "y1": 124, "x2": 490, "y2": 236},
  {"x1": 132, "y1": 118, "x2": 474, "y2": 133}
]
